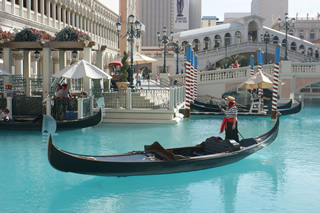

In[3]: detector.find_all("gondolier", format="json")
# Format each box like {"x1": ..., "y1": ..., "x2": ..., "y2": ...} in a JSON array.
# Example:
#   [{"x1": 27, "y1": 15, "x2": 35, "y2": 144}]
[{"x1": 220, "y1": 96, "x2": 239, "y2": 142}]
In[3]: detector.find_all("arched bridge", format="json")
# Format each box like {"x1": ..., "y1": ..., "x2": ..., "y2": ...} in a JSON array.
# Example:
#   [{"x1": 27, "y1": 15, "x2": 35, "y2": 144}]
[{"x1": 173, "y1": 15, "x2": 318, "y2": 71}]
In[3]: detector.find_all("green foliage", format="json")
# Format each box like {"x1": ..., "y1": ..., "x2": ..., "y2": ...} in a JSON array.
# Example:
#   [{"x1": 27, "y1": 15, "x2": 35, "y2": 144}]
[
  {"x1": 14, "y1": 28, "x2": 42, "y2": 42},
  {"x1": 54, "y1": 27, "x2": 91, "y2": 41},
  {"x1": 119, "y1": 51, "x2": 129, "y2": 82}
]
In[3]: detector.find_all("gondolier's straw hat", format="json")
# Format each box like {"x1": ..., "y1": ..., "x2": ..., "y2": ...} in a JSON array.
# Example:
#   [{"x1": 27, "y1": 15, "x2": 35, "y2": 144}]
[{"x1": 226, "y1": 96, "x2": 235, "y2": 102}]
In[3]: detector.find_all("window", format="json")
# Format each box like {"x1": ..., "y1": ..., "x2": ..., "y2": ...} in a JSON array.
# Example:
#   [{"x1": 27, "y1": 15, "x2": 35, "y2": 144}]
[
  {"x1": 310, "y1": 30, "x2": 315, "y2": 40},
  {"x1": 299, "y1": 30, "x2": 304, "y2": 39}
]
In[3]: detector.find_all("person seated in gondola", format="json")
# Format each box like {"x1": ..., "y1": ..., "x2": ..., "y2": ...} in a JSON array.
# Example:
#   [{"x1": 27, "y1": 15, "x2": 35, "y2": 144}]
[
  {"x1": 220, "y1": 96, "x2": 239, "y2": 142},
  {"x1": 1, "y1": 109, "x2": 14, "y2": 122}
]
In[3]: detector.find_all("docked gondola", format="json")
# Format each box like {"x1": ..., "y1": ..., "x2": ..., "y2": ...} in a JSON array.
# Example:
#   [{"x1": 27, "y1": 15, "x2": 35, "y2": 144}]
[
  {"x1": 189, "y1": 101, "x2": 301, "y2": 117},
  {"x1": 192, "y1": 98, "x2": 292, "y2": 112},
  {"x1": 0, "y1": 108, "x2": 103, "y2": 131},
  {"x1": 47, "y1": 116, "x2": 279, "y2": 177}
]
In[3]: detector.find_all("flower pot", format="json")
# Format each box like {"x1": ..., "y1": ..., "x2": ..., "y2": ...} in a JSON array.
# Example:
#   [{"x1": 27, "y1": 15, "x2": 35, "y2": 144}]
[{"x1": 116, "y1": 82, "x2": 130, "y2": 89}]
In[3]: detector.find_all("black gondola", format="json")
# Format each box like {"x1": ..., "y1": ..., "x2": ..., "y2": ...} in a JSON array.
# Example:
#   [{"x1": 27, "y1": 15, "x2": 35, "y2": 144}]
[
  {"x1": 193, "y1": 99, "x2": 292, "y2": 112},
  {"x1": 0, "y1": 108, "x2": 102, "y2": 131},
  {"x1": 48, "y1": 116, "x2": 279, "y2": 177},
  {"x1": 189, "y1": 101, "x2": 301, "y2": 116}
]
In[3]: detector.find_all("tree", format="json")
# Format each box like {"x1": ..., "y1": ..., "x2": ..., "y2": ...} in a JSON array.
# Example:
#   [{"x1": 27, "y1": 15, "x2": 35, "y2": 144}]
[{"x1": 119, "y1": 51, "x2": 129, "y2": 82}]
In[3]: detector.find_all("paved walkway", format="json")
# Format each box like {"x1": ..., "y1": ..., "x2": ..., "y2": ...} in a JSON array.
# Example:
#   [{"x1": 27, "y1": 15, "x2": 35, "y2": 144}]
[{"x1": 136, "y1": 78, "x2": 163, "y2": 89}]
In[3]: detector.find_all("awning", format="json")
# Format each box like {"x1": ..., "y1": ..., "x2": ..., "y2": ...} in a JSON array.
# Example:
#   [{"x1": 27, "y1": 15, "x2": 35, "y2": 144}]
[{"x1": 108, "y1": 60, "x2": 122, "y2": 67}]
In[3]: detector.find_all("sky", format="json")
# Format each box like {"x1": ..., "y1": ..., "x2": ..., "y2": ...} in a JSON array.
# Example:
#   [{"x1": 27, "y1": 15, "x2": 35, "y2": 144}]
[{"x1": 202, "y1": 0, "x2": 320, "y2": 21}]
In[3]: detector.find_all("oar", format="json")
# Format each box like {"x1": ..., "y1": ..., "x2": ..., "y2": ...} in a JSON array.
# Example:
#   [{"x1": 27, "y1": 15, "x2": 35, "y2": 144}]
[{"x1": 213, "y1": 98, "x2": 245, "y2": 140}]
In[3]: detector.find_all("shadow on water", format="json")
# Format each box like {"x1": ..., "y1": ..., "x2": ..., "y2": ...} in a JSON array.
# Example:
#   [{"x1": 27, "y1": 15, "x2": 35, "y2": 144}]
[{"x1": 48, "y1": 156, "x2": 282, "y2": 212}]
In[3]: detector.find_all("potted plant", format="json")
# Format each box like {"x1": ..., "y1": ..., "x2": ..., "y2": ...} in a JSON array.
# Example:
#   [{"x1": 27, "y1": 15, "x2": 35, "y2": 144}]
[{"x1": 116, "y1": 51, "x2": 130, "y2": 89}]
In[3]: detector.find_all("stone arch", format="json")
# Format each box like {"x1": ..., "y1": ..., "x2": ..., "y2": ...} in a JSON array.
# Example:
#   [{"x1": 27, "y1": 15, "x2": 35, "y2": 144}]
[
  {"x1": 214, "y1": 35, "x2": 222, "y2": 48},
  {"x1": 224, "y1": 33, "x2": 232, "y2": 46},
  {"x1": 192, "y1": 39, "x2": 200, "y2": 52},
  {"x1": 248, "y1": 21, "x2": 259, "y2": 42},
  {"x1": 307, "y1": 47, "x2": 313, "y2": 56},
  {"x1": 203, "y1": 37, "x2": 211, "y2": 50},
  {"x1": 281, "y1": 39, "x2": 286, "y2": 48},
  {"x1": 234, "y1": 31, "x2": 242, "y2": 44},
  {"x1": 290, "y1": 42, "x2": 296, "y2": 51},
  {"x1": 273, "y1": 36, "x2": 279, "y2": 44},
  {"x1": 299, "y1": 45, "x2": 305, "y2": 54}
]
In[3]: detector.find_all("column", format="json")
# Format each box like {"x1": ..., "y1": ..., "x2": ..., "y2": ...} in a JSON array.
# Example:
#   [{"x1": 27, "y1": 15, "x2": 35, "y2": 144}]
[
  {"x1": 3, "y1": 48, "x2": 12, "y2": 96},
  {"x1": 62, "y1": 7, "x2": 66, "y2": 28},
  {"x1": 27, "y1": 0, "x2": 31, "y2": 19},
  {"x1": 71, "y1": 11, "x2": 75, "y2": 27},
  {"x1": 42, "y1": 47, "x2": 51, "y2": 100},
  {"x1": 13, "y1": 53, "x2": 24, "y2": 75},
  {"x1": 31, "y1": 56, "x2": 40, "y2": 77},
  {"x1": 57, "y1": 4, "x2": 61, "y2": 29},
  {"x1": 11, "y1": 0, "x2": 15, "y2": 15},
  {"x1": 46, "y1": 0, "x2": 50, "y2": 25},
  {"x1": 40, "y1": 0, "x2": 45, "y2": 24},
  {"x1": 59, "y1": 50, "x2": 66, "y2": 71},
  {"x1": 67, "y1": 9, "x2": 71, "y2": 26},
  {"x1": 19, "y1": 0, "x2": 23, "y2": 16},
  {"x1": 2, "y1": 0, "x2": 6, "y2": 12},
  {"x1": 83, "y1": 47, "x2": 92, "y2": 95},
  {"x1": 23, "y1": 50, "x2": 31, "y2": 96},
  {"x1": 52, "y1": 2, "x2": 56, "y2": 28},
  {"x1": 34, "y1": 0, "x2": 38, "y2": 22}
]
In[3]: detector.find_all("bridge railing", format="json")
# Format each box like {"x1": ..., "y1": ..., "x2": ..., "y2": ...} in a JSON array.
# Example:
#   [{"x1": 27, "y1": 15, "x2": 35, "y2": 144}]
[{"x1": 169, "y1": 62, "x2": 320, "y2": 84}]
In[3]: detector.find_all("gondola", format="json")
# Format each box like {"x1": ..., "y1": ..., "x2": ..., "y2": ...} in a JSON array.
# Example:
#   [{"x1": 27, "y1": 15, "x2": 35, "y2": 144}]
[
  {"x1": 193, "y1": 98, "x2": 292, "y2": 112},
  {"x1": 189, "y1": 101, "x2": 301, "y2": 117},
  {"x1": 47, "y1": 116, "x2": 279, "y2": 177},
  {"x1": 0, "y1": 108, "x2": 102, "y2": 131}
]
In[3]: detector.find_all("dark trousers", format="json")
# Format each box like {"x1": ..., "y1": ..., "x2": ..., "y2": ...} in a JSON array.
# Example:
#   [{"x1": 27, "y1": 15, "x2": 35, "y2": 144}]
[{"x1": 225, "y1": 121, "x2": 239, "y2": 142}]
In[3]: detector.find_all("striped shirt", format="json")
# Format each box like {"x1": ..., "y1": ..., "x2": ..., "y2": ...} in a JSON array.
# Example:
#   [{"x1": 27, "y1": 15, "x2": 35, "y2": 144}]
[{"x1": 225, "y1": 106, "x2": 237, "y2": 118}]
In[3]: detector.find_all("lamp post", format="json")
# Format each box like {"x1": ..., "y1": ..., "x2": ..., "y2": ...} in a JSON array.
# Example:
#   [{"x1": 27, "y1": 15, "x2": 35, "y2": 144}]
[
  {"x1": 278, "y1": 13, "x2": 295, "y2": 60},
  {"x1": 261, "y1": 31, "x2": 273, "y2": 64},
  {"x1": 169, "y1": 41, "x2": 182, "y2": 74},
  {"x1": 157, "y1": 26, "x2": 173, "y2": 73},
  {"x1": 116, "y1": 14, "x2": 142, "y2": 89}
]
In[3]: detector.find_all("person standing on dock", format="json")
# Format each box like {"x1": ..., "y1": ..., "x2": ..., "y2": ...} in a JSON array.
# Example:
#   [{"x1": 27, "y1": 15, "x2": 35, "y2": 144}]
[{"x1": 220, "y1": 96, "x2": 239, "y2": 142}]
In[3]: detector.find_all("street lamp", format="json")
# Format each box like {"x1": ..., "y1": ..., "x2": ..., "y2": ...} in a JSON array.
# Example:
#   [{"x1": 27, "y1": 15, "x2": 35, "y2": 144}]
[
  {"x1": 278, "y1": 13, "x2": 295, "y2": 60},
  {"x1": 261, "y1": 31, "x2": 273, "y2": 64},
  {"x1": 158, "y1": 26, "x2": 173, "y2": 73},
  {"x1": 116, "y1": 14, "x2": 142, "y2": 89},
  {"x1": 169, "y1": 41, "x2": 182, "y2": 74}
]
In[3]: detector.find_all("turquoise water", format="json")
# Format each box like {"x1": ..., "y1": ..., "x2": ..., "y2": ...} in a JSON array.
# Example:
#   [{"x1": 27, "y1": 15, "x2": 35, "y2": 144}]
[{"x1": 1, "y1": 99, "x2": 320, "y2": 213}]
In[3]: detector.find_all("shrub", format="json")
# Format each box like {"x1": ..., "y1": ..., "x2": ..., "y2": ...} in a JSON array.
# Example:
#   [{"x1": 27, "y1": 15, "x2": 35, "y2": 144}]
[{"x1": 119, "y1": 51, "x2": 129, "y2": 82}]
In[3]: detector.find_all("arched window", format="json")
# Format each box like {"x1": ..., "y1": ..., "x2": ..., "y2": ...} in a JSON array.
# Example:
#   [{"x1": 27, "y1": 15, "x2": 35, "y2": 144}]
[
  {"x1": 299, "y1": 45, "x2": 305, "y2": 54},
  {"x1": 289, "y1": 29, "x2": 294, "y2": 36},
  {"x1": 310, "y1": 30, "x2": 315, "y2": 40},
  {"x1": 235, "y1": 31, "x2": 242, "y2": 44},
  {"x1": 192, "y1": 39, "x2": 200, "y2": 52},
  {"x1": 290, "y1": 42, "x2": 296, "y2": 51},
  {"x1": 299, "y1": 30, "x2": 305, "y2": 39},
  {"x1": 308, "y1": 48, "x2": 313, "y2": 56},
  {"x1": 224, "y1": 33, "x2": 232, "y2": 46},
  {"x1": 203, "y1": 37, "x2": 211, "y2": 50},
  {"x1": 281, "y1": 39, "x2": 287, "y2": 48},
  {"x1": 273, "y1": 36, "x2": 279, "y2": 44},
  {"x1": 214, "y1": 35, "x2": 221, "y2": 48}
]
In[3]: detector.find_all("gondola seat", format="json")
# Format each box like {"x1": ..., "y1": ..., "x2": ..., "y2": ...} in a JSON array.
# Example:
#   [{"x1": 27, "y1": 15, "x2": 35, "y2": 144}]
[
  {"x1": 204, "y1": 137, "x2": 240, "y2": 154},
  {"x1": 239, "y1": 138, "x2": 257, "y2": 147}
]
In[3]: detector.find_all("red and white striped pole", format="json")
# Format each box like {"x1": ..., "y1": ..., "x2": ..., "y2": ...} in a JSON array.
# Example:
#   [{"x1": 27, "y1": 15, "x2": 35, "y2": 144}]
[
  {"x1": 194, "y1": 54, "x2": 198, "y2": 101},
  {"x1": 250, "y1": 54, "x2": 254, "y2": 76},
  {"x1": 257, "y1": 49, "x2": 263, "y2": 98},
  {"x1": 271, "y1": 44, "x2": 281, "y2": 120},
  {"x1": 190, "y1": 51, "x2": 195, "y2": 103},
  {"x1": 184, "y1": 45, "x2": 192, "y2": 119}
]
